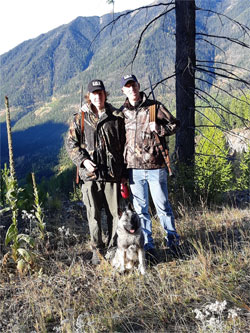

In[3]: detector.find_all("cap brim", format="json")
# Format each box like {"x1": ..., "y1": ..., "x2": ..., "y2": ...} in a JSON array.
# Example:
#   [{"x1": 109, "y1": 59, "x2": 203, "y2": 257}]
[{"x1": 89, "y1": 87, "x2": 105, "y2": 93}]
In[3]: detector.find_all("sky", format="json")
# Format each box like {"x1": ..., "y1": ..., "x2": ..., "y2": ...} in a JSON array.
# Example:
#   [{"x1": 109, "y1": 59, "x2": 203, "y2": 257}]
[{"x1": 0, "y1": 0, "x2": 154, "y2": 55}]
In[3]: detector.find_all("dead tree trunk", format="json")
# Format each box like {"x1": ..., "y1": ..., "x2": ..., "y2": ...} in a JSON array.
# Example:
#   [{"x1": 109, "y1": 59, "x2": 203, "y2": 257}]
[
  {"x1": 175, "y1": 0, "x2": 196, "y2": 171},
  {"x1": 5, "y1": 96, "x2": 16, "y2": 179}
]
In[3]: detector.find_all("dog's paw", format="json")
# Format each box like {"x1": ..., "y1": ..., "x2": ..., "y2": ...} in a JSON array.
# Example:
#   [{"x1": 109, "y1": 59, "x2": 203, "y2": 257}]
[
  {"x1": 111, "y1": 260, "x2": 120, "y2": 270},
  {"x1": 118, "y1": 266, "x2": 126, "y2": 274},
  {"x1": 125, "y1": 262, "x2": 133, "y2": 270},
  {"x1": 139, "y1": 265, "x2": 146, "y2": 275}
]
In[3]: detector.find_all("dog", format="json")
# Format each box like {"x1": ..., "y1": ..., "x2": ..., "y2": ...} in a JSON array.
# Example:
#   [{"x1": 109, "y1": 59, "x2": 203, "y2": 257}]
[{"x1": 111, "y1": 203, "x2": 146, "y2": 275}]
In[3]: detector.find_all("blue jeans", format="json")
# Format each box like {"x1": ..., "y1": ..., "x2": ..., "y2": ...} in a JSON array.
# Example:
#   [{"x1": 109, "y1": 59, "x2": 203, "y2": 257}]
[{"x1": 129, "y1": 168, "x2": 180, "y2": 251}]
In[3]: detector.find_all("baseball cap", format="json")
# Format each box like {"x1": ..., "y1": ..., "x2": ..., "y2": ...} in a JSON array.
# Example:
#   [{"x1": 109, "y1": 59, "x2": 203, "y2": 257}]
[
  {"x1": 121, "y1": 74, "x2": 138, "y2": 87},
  {"x1": 88, "y1": 79, "x2": 105, "y2": 93}
]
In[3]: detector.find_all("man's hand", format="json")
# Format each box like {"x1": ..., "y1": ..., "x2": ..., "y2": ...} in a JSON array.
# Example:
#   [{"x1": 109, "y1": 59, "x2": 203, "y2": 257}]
[
  {"x1": 83, "y1": 159, "x2": 97, "y2": 173},
  {"x1": 149, "y1": 122, "x2": 159, "y2": 133}
]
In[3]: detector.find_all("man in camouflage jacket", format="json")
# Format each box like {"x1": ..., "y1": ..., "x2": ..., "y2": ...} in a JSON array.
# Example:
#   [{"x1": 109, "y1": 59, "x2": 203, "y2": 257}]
[
  {"x1": 66, "y1": 79, "x2": 126, "y2": 265},
  {"x1": 120, "y1": 74, "x2": 180, "y2": 263}
]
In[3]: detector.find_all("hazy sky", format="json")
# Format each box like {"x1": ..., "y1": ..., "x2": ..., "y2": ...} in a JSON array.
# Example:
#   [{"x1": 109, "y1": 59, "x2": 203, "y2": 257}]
[{"x1": 0, "y1": 0, "x2": 153, "y2": 55}]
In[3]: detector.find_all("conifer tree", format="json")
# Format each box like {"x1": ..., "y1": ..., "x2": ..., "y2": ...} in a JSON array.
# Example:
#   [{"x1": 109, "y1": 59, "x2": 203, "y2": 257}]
[
  {"x1": 195, "y1": 109, "x2": 233, "y2": 202},
  {"x1": 237, "y1": 147, "x2": 250, "y2": 191}
]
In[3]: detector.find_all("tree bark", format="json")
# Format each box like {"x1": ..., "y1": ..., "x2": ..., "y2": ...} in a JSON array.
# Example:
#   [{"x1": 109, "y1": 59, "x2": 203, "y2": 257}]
[{"x1": 175, "y1": 0, "x2": 196, "y2": 167}]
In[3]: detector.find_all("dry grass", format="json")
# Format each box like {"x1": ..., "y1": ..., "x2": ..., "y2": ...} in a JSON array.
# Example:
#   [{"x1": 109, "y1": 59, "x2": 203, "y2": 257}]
[{"x1": 0, "y1": 204, "x2": 249, "y2": 332}]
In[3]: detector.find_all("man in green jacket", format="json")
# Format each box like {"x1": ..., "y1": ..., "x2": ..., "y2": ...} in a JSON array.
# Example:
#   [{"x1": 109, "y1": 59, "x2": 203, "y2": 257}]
[{"x1": 66, "y1": 79, "x2": 126, "y2": 265}]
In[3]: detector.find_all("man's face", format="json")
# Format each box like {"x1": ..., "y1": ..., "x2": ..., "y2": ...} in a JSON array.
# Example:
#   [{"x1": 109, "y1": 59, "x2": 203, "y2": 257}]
[
  {"x1": 89, "y1": 90, "x2": 106, "y2": 110},
  {"x1": 122, "y1": 81, "x2": 140, "y2": 104}
]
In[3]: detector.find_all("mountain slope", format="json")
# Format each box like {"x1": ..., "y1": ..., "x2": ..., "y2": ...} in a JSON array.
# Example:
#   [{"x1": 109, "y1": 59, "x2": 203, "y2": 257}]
[{"x1": 0, "y1": 16, "x2": 99, "y2": 108}]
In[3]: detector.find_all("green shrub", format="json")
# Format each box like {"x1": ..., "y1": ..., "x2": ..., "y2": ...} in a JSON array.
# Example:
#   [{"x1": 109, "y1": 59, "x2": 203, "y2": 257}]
[
  {"x1": 195, "y1": 127, "x2": 233, "y2": 203},
  {"x1": 237, "y1": 146, "x2": 250, "y2": 190}
]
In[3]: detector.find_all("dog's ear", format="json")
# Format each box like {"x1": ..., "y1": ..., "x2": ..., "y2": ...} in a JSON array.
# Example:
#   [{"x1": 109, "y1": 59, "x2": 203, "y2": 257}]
[
  {"x1": 127, "y1": 201, "x2": 135, "y2": 212},
  {"x1": 118, "y1": 208, "x2": 123, "y2": 217}
]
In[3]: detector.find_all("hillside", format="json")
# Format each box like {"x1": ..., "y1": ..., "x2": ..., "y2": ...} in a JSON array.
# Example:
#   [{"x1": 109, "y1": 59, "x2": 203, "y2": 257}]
[
  {"x1": 0, "y1": 203, "x2": 249, "y2": 331},
  {"x1": 0, "y1": 0, "x2": 249, "y2": 180}
]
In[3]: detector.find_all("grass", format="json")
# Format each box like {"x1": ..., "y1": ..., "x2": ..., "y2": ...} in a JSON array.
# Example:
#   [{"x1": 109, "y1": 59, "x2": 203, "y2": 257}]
[{"x1": 0, "y1": 204, "x2": 249, "y2": 332}]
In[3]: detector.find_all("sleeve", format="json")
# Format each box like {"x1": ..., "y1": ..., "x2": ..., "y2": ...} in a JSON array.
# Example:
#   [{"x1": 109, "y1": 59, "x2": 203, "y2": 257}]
[
  {"x1": 156, "y1": 102, "x2": 180, "y2": 137},
  {"x1": 65, "y1": 112, "x2": 91, "y2": 167}
]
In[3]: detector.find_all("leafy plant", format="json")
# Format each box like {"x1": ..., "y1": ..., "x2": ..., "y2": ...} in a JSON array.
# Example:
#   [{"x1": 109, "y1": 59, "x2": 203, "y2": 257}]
[
  {"x1": 31, "y1": 172, "x2": 46, "y2": 239},
  {"x1": 0, "y1": 164, "x2": 10, "y2": 208},
  {"x1": 3, "y1": 168, "x2": 35, "y2": 274}
]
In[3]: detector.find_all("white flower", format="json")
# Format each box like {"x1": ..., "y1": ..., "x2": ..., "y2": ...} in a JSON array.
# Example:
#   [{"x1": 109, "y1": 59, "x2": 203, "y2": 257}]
[
  {"x1": 193, "y1": 308, "x2": 205, "y2": 321},
  {"x1": 219, "y1": 300, "x2": 227, "y2": 312},
  {"x1": 204, "y1": 309, "x2": 210, "y2": 317},
  {"x1": 207, "y1": 316, "x2": 220, "y2": 326},
  {"x1": 228, "y1": 308, "x2": 238, "y2": 319},
  {"x1": 206, "y1": 300, "x2": 227, "y2": 313}
]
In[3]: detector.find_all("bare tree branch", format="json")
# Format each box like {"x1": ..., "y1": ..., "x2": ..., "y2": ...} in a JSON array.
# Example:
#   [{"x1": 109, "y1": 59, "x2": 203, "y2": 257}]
[
  {"x1": 195, "y1": 152, "x2": 232, "y2": 160},
  {"x1": 196, "y1": 7, "x2": 250, "y2": 36},
  {"x1": 144, "y1": 74, "x2": 176, "y2": 98},
  {"x1": 196, "y1": 32, "x2": 250, "y2": 48},
  {"x1": 91, "y1": 2, "x2": 175, "y2": 45},
  {"x1": 195, "y1": 105, "x2": 249, "y2": 126},
  {"x1": 196, "y1": 59, "x2": 250, "y2": 74},
  {"x1": 195, "y1": 66, "x2": 250, "y2": 86},
  {"x1": 128, "y1": 7, "x2": 175, "y2": 70},
  {"x1": 196, "y1": 37, "x2": 225, "y2": 54},
  {"x1": 197, "y1": 63, "x2": 250, "y2": 82},
  {"x1": 195, "y1": 101, "x2": 230, "y2": 130},
  {"x1": 195, "y1": 77, "x2": 250, "y2": 106},
  {"x1": 195, "y1": 125, "x2": 219, "y2": 128},
  {"x1": 196, "y1": 67, "x2": 250, "y2": 99},
  {"x1": 195, "y1": 89, "x2": 249, "y2": 126}
]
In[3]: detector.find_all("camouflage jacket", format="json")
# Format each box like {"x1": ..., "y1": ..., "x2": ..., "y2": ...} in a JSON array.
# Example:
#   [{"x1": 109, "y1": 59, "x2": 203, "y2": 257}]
[
  {"x1": 65, "y1": 102, "x2": 127, "y2": 182},
  {"x1": 121, "y1": 92, "x2": 180, "y2": 169}
]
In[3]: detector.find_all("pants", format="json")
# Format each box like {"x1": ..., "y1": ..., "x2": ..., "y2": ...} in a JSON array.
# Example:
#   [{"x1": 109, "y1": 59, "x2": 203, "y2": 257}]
[
  {"x1": 129, "y1": 168, "x2": 180, "y2": 251},
  {"x1": 81, "y1": 181, "x2": 119, "y2": 250}
]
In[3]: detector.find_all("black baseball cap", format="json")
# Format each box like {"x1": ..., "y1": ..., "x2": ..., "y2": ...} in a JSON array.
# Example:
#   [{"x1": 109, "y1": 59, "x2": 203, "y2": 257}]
[
  {"x1": 88, "y1": 79, "x2": 105, "y2": 93},
  {"x1": 121, "y1": 74, "x2": 138, "y2": 87}
]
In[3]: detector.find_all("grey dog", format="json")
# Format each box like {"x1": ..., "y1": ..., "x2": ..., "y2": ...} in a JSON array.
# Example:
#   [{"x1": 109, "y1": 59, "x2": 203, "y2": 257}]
[{"x1": 111, "y1": 203, "x2": 146, "y2": 275}]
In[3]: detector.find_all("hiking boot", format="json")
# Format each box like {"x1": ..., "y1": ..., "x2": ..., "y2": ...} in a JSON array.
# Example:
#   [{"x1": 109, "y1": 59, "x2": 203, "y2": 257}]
[
  {"x1": 91, "y1": 249, "x2": 101, "y2": 265},
  {"x1": 145, "y1": 248, "x2": 158, "y2": 266}
]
